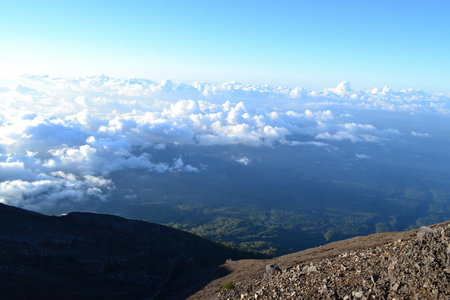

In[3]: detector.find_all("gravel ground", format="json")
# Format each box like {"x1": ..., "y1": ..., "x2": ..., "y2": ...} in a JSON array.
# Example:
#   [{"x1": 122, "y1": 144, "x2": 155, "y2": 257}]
[{"x1": 188, "y1": 221, "x2": 450, "y2": 300}]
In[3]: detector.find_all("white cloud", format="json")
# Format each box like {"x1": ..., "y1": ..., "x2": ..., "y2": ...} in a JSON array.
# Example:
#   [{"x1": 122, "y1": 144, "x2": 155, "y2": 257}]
[
  {"x1": 411, "y1": 131, "x2": 431, "y2": 137},
  {"x1": 83, "y1": 175, "x2": 114, "y2": 188},
  {"x1": 1, "y1": 75, "x2": 445, "y2": 211},
  {"x1": 6, "y1": 75, "x2": 448, "y2": 116},
  {"x1": 172, "y1": 156, "x2": 184, "y2": 169},
  {"x1": 325, "y1": 81, "x2": 352, "y2": 96},
  {"x1": 314, "y1": 122, "x2": 400, "y2": 143},
  {"x1": 0, "y1": 177, "x2": 106, "y2": 212},
  {"x1": 234, "y1": 156, "x2": 251, "y2": 166}
]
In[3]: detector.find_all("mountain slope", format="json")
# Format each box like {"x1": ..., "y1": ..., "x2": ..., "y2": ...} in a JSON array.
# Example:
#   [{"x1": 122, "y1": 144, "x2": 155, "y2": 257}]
[
  {"x1": 0, "y1": 203, "x2": 259, "y2": 299},
  {"x1": 3, "y1": 203, "x2": 449, "y2": 299},
  {"x1": 191, "y1": 221, "x2": 450, "y2": 299}
]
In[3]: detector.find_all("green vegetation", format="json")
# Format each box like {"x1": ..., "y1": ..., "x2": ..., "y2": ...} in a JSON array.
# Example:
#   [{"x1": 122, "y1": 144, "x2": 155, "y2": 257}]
[
  {"x1": 220, "y1": 280, "x2": 235, "y2": 291},
  {"x1": 106, "y1": 145, "x2": 450, "y2": 256},
  {"x1": 114, "y1": 179, "x2": 450, "y2": 256},
  {"x1": 375, "y1": 222, "x2": 390, "y2": 233}
]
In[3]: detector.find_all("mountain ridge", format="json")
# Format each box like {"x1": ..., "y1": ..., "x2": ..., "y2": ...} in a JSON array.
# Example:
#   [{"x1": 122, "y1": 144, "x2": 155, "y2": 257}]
[{"x1": 0, "y1": 203, "x2": 261, "y2": 299}]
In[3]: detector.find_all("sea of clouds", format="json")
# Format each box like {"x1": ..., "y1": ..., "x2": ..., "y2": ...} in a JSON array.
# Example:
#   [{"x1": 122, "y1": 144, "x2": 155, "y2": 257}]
[{"x1": 0, "y1": 75, "x2": 448, "y2": 212}]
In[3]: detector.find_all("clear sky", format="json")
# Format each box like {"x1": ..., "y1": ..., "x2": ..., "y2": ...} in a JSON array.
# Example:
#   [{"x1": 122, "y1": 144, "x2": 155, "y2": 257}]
[{"x1": 1, "y1": 0, "x2": 449, "y2": 92}]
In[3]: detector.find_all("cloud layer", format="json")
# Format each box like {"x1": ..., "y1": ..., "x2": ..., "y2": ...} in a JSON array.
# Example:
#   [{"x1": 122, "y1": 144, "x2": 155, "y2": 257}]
[{"x1": 0, "y1": 75, "x2": 447, "y2": 211}]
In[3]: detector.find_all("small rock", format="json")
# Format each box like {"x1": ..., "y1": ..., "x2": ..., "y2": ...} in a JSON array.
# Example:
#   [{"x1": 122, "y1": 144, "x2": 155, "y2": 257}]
[
  {"x1": 417, "y1": 226, "x2": 435, "y2": 240},
  {"x1": 352, "y1": 290, "x2": 364, "y2": 298},
  {"x1": 318, "y1": 284, "x2": 328, "y2": 293},
  {"x1": 302, "y1": 263, "x2": 319, "y2": 273},
  {"x1": 392, "y1": 283, "x2": 400, "y2": 292},
  {"x1": 264, "y1": 264, "x2": 281, "y2": 278}
]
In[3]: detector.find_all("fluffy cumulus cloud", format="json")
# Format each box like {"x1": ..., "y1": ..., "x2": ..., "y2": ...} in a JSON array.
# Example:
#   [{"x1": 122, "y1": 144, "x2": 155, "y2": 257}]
[
  {"x1": 0, "y1": 75, "x2": 447, "y2": 210},
  {"x1": 315, "y1": 123, "x2": 400, "y2": 143}
]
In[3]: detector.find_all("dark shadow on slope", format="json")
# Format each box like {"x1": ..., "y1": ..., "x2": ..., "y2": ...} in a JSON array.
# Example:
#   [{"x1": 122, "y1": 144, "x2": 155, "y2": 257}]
[{"x1": 0, "y1": 203, "x2": 262, "y2": 300}]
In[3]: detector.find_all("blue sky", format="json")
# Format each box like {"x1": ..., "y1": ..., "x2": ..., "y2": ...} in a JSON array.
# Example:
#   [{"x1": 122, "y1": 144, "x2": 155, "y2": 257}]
[{"x1": 1, "y1": 0, "x2": 449, "y2": 92}]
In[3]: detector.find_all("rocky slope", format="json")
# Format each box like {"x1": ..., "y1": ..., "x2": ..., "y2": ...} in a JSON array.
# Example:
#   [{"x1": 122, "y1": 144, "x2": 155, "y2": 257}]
[
  {"x1": 199, "y1": 222, "x2": 450, "y2": 299},
  {"x1": 1, "y1": 202, "x2": 449, "y2": 300},
  {"x1": 0, "y1": 203, "x2": 260, "y2": 299}
]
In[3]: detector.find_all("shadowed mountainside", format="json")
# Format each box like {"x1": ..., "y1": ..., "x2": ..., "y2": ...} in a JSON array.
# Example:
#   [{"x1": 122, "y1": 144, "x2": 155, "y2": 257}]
[
  {"x1": 0, "y1": 203, "x2": 262, "y2": 299},
  {"x1": 2, "y1": 203, "x2": 449, "y2": 300}
]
